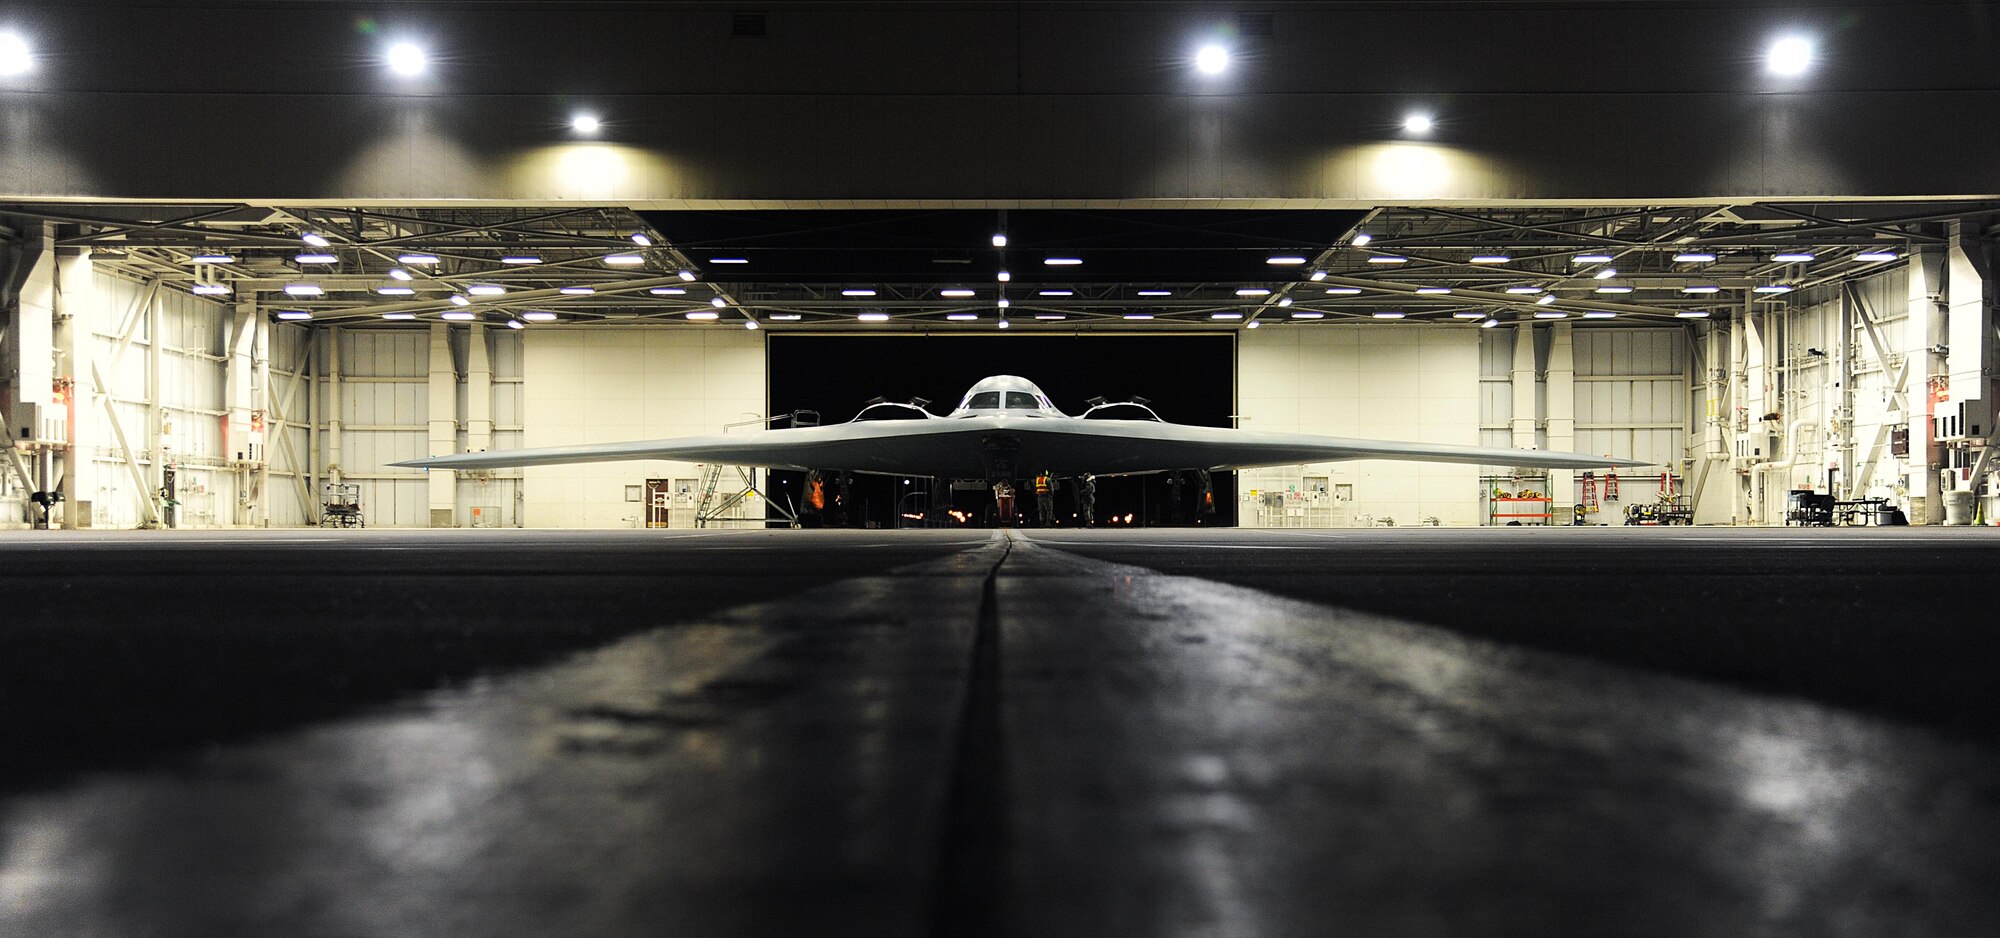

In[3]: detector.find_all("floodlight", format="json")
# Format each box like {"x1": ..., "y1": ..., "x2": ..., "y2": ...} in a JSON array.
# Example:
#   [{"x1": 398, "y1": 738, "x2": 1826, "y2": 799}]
[
  {"x1": 0, "y1": 32, "x2": 34, "y2": 76},
  {"x1": 571, "y1": 114, "x2": 601, "y2": 134},
  {"x1": 991, "y1": 234, "x2": 1007, "y2": 247},
  {"x1": 1194, "y1": 45, "x2": 1228, "y2": 74},
  {"x1": 386, "y1": 42, "x2": 427, "y2": 76},
  {"x1": 1766, "y1": 35, "x2": 1814, "y2": 77},
  {"x1": 1402, "y1": 113, "x2": 1433, "y2": 134}
]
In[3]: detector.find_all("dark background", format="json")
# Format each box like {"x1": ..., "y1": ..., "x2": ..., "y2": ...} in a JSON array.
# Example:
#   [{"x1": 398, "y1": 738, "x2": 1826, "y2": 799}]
[{"x1": 766, "y1": 334, "x2": 1236, "y2": 528}]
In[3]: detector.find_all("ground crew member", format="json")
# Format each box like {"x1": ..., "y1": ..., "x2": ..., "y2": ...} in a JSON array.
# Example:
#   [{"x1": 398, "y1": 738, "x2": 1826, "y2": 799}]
[
  {"x1": 1079, "y1": 474, "x2": 1096, "y2": 527},
  {"x1": 1033, "y1": 471, "x2": 1055, "y2": 527}
]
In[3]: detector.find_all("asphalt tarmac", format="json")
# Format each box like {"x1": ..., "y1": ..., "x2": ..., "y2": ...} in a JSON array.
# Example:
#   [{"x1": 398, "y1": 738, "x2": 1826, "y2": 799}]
[{"x1": 2, "y1": 526, "x2": 1997, "y2": 937}]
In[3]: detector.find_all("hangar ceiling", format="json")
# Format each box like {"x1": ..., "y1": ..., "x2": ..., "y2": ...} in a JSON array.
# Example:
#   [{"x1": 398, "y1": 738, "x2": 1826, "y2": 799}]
[{"x1": 5, "y1": 199, "x2": 1996, "y2": 330}]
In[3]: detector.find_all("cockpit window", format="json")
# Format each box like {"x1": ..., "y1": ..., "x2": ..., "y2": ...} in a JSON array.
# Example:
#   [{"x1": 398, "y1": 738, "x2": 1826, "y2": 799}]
[
  {"x1": 1005, "y1": 391, "x2": 1041, "y2": 410},
  {"x1": 965, "y1": 391, "x2": 1003, "y2": 409}
]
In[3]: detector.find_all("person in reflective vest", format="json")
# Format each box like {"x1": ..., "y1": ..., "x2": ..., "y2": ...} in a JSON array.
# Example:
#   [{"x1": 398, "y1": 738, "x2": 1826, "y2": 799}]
[{"x1": 1033, "y1": 472, "x2": 1056, "y2": 527}]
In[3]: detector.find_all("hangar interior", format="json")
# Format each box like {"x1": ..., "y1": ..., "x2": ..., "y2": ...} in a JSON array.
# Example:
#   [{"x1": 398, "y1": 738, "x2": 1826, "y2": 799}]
[{"x1": 4, "y1": 201, "x2": 1995, "y2": 529}]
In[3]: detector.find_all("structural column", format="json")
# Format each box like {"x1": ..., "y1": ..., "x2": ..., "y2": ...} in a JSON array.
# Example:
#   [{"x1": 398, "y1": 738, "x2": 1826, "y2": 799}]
[
  {"x1": 3, "y1": 224, "x2": 58, "y2": 524},
  {"x1": 224, "y1": 300, "x2": 267, "y2": 526},
  {"x1": 1907, "y1": 249, "x2": 1946, "y2": 523},
  {"x1": 1943, "y1": 222, "x2": 1996, "y2": 515},
  {"x1": 1545, "y1": 322, "x2": 1576, "y2": 511},
  {"x1": 466, "y1": 323, "x2": 491, "y2": 454},
  {"x1": 53, "y1": 247, "x2": 95, "y2": 528},
  {"x1": 1509, "y1": 324, "x2": 1538, "y2": 450},
  {"x1": 426, "y1": 322, "x2": 458, "y2": 528}
]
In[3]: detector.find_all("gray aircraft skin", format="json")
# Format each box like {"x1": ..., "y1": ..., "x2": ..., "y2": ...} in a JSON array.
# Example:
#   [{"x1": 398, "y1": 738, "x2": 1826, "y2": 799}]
[{"x1": 394, "y1": 375, "x2": 1646, "y2": 477}]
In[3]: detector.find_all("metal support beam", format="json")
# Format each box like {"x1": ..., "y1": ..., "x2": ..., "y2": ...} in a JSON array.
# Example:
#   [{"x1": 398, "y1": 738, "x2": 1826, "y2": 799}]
[{"x1": 426, "y1": 322, "x2": 458, "y2": 527}]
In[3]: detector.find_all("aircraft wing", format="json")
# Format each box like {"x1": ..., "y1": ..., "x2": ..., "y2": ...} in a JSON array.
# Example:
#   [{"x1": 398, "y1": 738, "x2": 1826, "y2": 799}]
[{"x1": 393, "y1": 415, "x2": 1648, "y2": 476}]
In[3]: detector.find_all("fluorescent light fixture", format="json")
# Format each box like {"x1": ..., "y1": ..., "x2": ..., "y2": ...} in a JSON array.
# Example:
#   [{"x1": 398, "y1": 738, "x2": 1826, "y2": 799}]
[
  {"x1": 1536, "y1": 294, "x2": 1558, "y2": 305},
  {"x1": 1481, "y1": 318, "x2": 1500, "y2": 329},
  {"x1": 1682, "y1": 285, "x2": 1721, "y2": 294},
  {"x1": 1452, "y1": 312, "x2": 1486, "y2": 319},
  {"x1": 1035, "y1": 314, "x2": 1067, "y2": 321},
  {"x1": 1211, "y1": 312, "x2": 1244, "y2": 320},
  {"x1": 507, "y1": 319, "x2": 527, "y2": 330},
  {"x1": 1855, "y1": 251, "x2": 1899, "y2": 262},
  {"x1": 1043, "y1": 257, "x2": 1083, "y2": 266},
  {"x1": 375, "y1": 286, "x2": 416, "y2": 296},
  {"x1": 1594, "y1": 285, "x2": 1633, "y2": 294},
  {"x1": 1235, "y1": 288, "x2": 1271, "y2": 297},
  {"x1": 558, "y1": 287, "x2": 595, "y2": 295},
  {"x1": 1325, "y1": 287, "x2": 1363, "y2": 295},
  {"x1": 856, "y1": 312, "x2": 890, "y2": 322},
  {"x1": 1573, "y1": 254, "x2": 1613, "y2": 264},
  {"x1": 386, "y1": 41, "x2": 427, "y2": 76},
  {"x1": 468, "y1": 285, "x2": 506, "y2": 295},
  {"x1": 688, "y1": 311, "x2": 721, "y2": 321},
  {"x1": 1402, "y1": 113, "x2": 1433, "y2": 134},
  {"x1": 1584, "y1": 311, "x2": 1618, "y2": 319},
  {"x1": 710, "y1": 296, "x2": 727, "y2": 307},
  {"x1": 283, "y1": 284, "x2": 323, "y2": 296},
  {"x1": 649, "y1": 287, "x2": 686, "y2": 295},
  {"x1": 940, "y1": 289, "x2": 976, "y2": 297},
  {"x1": 301, "y1": 233, "x2": 331, "y2": 248},
  {"x1": 571, "y1": 114, "x2": 601, "y2": 134},
  {"x1": 1766, "y1": 35, "x2": 1814, "y2": 77},
  {"x1": 295, "y1": 253, "x2": 337, "y2": 264},
  {"x1": 0, "y1": 32, "x2": 34, "y2": 76},
  {"x1": 710, "y1": 258, "x2": 749, "y2": 264},
  {"x1": 1277, "y1": 297, "x2": 1293, "y2": 307},
  {"x1": 276, "y1": 310, "x2": 312, "y2": 321},
  {"x1": 678, "y1": 269, "x2": 697, "y2": 281},
  {"x1": 745, "y1": 320, "x2": 759, "y2": 331},
  {"x1": 997, "y1": 299, "x2": 1010, "y2": 308},
  {"x1": 1123, "y1": 314, "x2": 1154, "y2": 321},
  {"x1": 997, "y1": 271, "x2": 1011, "y2": 282},
  {"x1": 603, "y1": 255, "x2": 645, "y2": 266},
  {"x1": 442, "y1": 311, "x2": 475, "y2": 321},
  {"x1": 1505, "y1": 286, "x2": 1544, "y2": 294},
  {"x1": 630, "y1": 233, "x2": 652, "y2": 246},
  {"x1": 192, "y1": 284, "x2": 231, "y2": 296},
  {"x1": 522, "y1": 311, "x2": 559, "y2": 322},
  {"x1": 1266, "y1": 256, "x2": 1307, "y2": 266},
  {"x1": 1351, "y1": 233, "x2": 1372, "y2": 246},
  {"x1": 1417, "y1": 287, "x2": 1452, "y2": 294},
  {"x1": 1754, "y1": 284, "x2": 1795, "y2": 294},
  {"x1": 1366, "y1": 255, "x2": 1408, "y2": 264},
  {"x1": 1470, "y1": 255, "x2": 1511, "y2": 264},
  {"x1": 1246, "y1": 321, "x2": 1261, "y2": 329},
  {"x1": 388, "y1": 268, "x2": 413, "y2": 281},
  {"x1": 1594, "y1": 267, "x2": 1618, "y2": 279},
  {"x1": 1373, "y1": 312, "x2": 1406, "y2": 320},
  {"x1": 1038, "y1": 290, "x2": 1073, "y2": 297},
  {"x1": 991, "y1": 234, "x2": 1007, "y2": 247},
  {"x1": 381, "y1": 312, "x2": 416, "y2": 321},
  {"x1": 398, "y1": 253, "x2": 439, "y2": 265},
  {"x1": 1137, "y1": 290, "x2": 1173, "y2": 297},
  {"x1": 1534, "y1": 310, "x2": 1567, "y2": 319},
  {"x1": 841, "y1": 289, "x2": 878, "y2": 297},
  {"x1": 501, "y1": 255, "x2": 541, "y2": 265},
  {"x1": 190, "y1": 254, "x2": 235, "y2": 264},
  {"x1": 770, "y1": 314, "x2": 803, "y2": 321},
  {"x1": 947, "y1": 313, "x2": 980, "y2": 321},
  {"x1": 1676, "y1": 310, "x2": 1712, "y2": 319},
  {"x1": 1195, "y1": 44, "x2": 1228, "y2": 74},
  {"x1": 1310, "y1": 271, "x2": 1327, "y2": 281},
  {"x1": 997, "y1": 320, "x2": 1010, "y2": 330},
  {"x1": 450, "y1": 295, "x2": 472, "y2": 306},
  {"x1": 1291, "y1": 311, "x2": 1325, "y2": 320},
  {"x1": 1674, "y1": 253, "x2": 1716, "y2": 263},
  {"x1": 1773, "y1": 252, "x2": 1816, "y2": 262}
]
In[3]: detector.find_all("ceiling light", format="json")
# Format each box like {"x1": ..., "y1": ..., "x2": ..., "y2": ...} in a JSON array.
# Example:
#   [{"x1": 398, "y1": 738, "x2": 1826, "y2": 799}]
[
  {"x1": 276, "y1": 310, "x2": 313, "y2": 321},
  {"x1": 991, "y1": 234, "x2": 1007, "y2": 247},
  {"x1": 301, "y1": 233, "x2": 331, "y2": 248},
  {"x1": 1137, "y1": 290, "x2": 1172, "y2": 296},
  {"x1": 1754, "y1": 284, "x2": 1795, "y2": 294},
  {"x1": 1534, "y1": 310, "x2": 1567, "y2": 319},
  {"x1": 522, "y1": 311, "x2": 559, "y2": 322},
  {"x1": 1536, "y1": 294, "x2": 1558, "y2": 305},
  {"x1": 1291, "y1": 311, "x2": 1324, "y2": 320},
  {"x1": 1124, "y1": 314, "x2": 1155, "y2": 321},
  {"x1": 710, "y1": 257, "x2": 748, "y2": 264},
  {"x1": 1594, "y1": 285, "x2": 1633, "y2": 294},
  {"x1": 857, "y1": 312, "x2": 890, "y2": 322},
  {"x1": 1235, "y1": 288, "x2": 1270, "y2": 297},
  {"x1": 1266, "y1": 256, "x2": 1307, "y2": 266},
  {"x1": 1452, "y1": 312, "x2": 1486, "y2": 319},
  {"x1": 442, "y1": 310, "x2": 475, "y2": 321},
  {"x1": 507, "y1": 319, "x2": 527, "y2": 330},
  {"x1": 1277, "y1": 297, "x2": 1293, "y2": 307},
  {"x1": 559, "y1": 287, "x2": 595, "y2": 295},
  {"x1": 1766, "y1": 35, "x2": 1814, "y2": 77},
  {"x1": 947, "y1": 313, "x2": 979, "y2": 321},
  {"x1": 283, "y1": 284, "x2": 323, "y2": 296},
  {"x1": 1855, "y1": 251, "x2": 1899, "y2": 262},
  {"x1": 1246, "y1": 321, "x2": 1261, "y2": 329},
  {"x1": 649, "y1": 287, "x2": 686, "y2": 295},
  {"x1": 376, "y1": 286, "x2": 416, "y2": 296},
  {"x1": 1351, "y1": 233, "x2": 1372, "y2": 246},
  {"x1": 571, "y1": 114, "x2": 601, "y2": 134},
  {"x1": 710, "y1": 296, "x2": 727, "y2": 307},
  {"x1": 769, "y1": 314, "x2": 802, "y2": 321},
  {"x1": 1682, "y1": 285, "x2": 1721, "y2": 294},
  {"x1": 1038, "y1": 290, "x2": 1072, "y2": 297},
  {"x1": 0, "y1": 32, "x2": 34, "y2": 76},
  {"x1": 1505, "y1": 286, "x2": 1543, "y2": 294},
  {"x1": 1470, "y1": 255, "x2": 1511, "y2": 264},
  {"x1": 388, "y1": 268, "x2": 413, "y2": 281},
  {"x1": 381, "y1": 312, "x2": 416, "y2": 321},
  {"x1": 1573, "y1": 254, "x2": 1613, "y2": 264},
  {"x1": 743, "y1": 321, "x2": 758, "y2": 331},
  {"x1": 1417, "y1": 287, "x2": 1452, "y2": 295},
  {"x1": 1211, "y1": 312, "x2": 1243, "y2": 320},
  {"x1": 1773, "y1": 252, "x2": 1815, "y2": 263},
  {"x1": 997, "y1": 271, "x2": 1011, "y2": 282},
  {"x1": 997, "y1": 299, "x2": 1010, "y2": 308},
  {"x1": 1035, "y1": 314, "x2": 1067, "y2": 321},
  {"x1": 1310, "y1": 271, "x2": 1327, "y2": 281},
  {"x1": 1373, "y1": 312, "x2": 1406, "y2": 319},
  {"x1": 468, "y1": 284, "x2": 505, "y2": 295},
  {"x1": 1366, "y1": 256, "x2": 1407, "y2": 264},
  {"x1": 398, "y1": 253, "x2": 439, "y2": 265},
  {"x1": 1674, "y1": 253, "x2": 1716, "y2": 263},
  {"x1": 192, "y1": 284, "x2": 231, "y2": 296},
  {"x1": 1676, "y1": 310, "x2": 1712, "y2": 319},
  {"x1": 1325, "y1": 287, "x2": 1362, "y2": 295},
  {"x1": 603, "y1": 254, "x2": 644, "y2": 266},
  {"x1": 940, "y1": 289, "x2": 976, "y2": 297},
  {"x1": 386, "y1": 41, "x2": 427, "y2": 76},
  {"x1": 687, "y1": 311, "x2": 720, "y2": 321},
  {"x1": 1044, "y1": 257, "x2": 1082, "y2": 266},
  {"x1": 1584, "y1": 311, "x2": 1618, "y2": 319},
  {"x1": 1594, "y1": 268, "x2": 1618, "y2": 279},
  {"x1": 1194, "y1": 44, "x2": 1229, "y2": 75},
  {"x1": 295, "y1": 253, "x2": 337, "y2": 264},
  {"x1": 842, "y1": 289, "x2": 878, "y2": 297},
  {"x1": 450, "y1": 295, "x2": 472, "y2": 306},
  {"x1": 1402, "y1": 113, "x2": 1433, "y2": 134},
  {"x1": 630, "y1": 233, "x2": 652, "y2": 247},
  {"x1": 997, "y1": 319, "x2": 1010, "y2": 330},
  {"x1": 678, "y1": 269, "x2": 697, "y2": 281},
  {"x1": 1481, "y1": 318, "x2": 1500, "y2": 329},
  {"x1": 190, "y1": 254, "x2": 235, "y2": 264}
]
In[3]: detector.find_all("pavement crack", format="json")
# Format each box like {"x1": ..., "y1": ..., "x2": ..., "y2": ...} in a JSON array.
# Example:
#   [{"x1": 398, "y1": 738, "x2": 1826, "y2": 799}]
[{"x1": 926, "y1": 531, "x2": 1015, "y2": 938}]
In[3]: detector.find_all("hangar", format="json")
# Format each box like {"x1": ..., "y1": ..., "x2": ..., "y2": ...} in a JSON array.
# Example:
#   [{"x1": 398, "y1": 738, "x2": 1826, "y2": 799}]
[{"x1": 2, "y1": 2, "x2": 1999, "y2": 935}]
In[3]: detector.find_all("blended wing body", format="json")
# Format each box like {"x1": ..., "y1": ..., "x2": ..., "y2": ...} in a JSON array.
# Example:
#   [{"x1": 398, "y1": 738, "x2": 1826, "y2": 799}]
[{"x1": 394, "y1": 375, "x2": 1646, "y2": 475}]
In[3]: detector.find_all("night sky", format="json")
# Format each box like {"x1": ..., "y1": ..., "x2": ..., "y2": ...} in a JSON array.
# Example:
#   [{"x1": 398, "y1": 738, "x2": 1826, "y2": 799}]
[{"x1": 766, "y1": 334, "x2": 1237, "y2": 528}]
